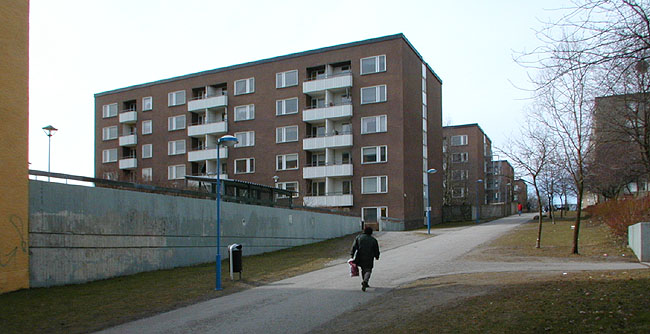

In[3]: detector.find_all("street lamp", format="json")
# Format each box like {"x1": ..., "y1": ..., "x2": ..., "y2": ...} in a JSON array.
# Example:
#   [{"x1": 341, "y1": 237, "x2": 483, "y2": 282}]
[
  {"x1": 426, "y1": 168, "x2": 437, "y2": 234},
  {"x1": 42, "y1": 125, "x2": 58, "y2": 182},
  {"x1": 215, "y1": 134, "x2": 238, "y2": 291},
  {"x1": 476, "y1": 179, "x2": 483, "y2": 223}
]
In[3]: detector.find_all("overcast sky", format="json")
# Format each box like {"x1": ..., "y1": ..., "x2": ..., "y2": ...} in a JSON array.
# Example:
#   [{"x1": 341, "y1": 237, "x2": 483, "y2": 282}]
[{"x1": 28, "y1": 0, "x2": 570, "y2": 178}]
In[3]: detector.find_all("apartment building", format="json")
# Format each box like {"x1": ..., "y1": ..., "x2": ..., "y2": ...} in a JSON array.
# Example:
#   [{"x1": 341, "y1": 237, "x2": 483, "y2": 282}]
[
  {"x1": 487, "y1": 160, "x2": 514, "y2": 204},
  {"x1": 441, "y1": 124, "x2": 492, "y2": 206},
  {"x1": 95, "y1": 34, "x2": 443, "y2": 227}
]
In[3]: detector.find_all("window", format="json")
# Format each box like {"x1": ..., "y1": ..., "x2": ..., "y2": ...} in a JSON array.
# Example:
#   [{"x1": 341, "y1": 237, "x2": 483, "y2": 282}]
[
  {"x1": 361, "y1": 85, "x2": 387, "y2": 104},
  {"x1": 102, "y1": 103, "x2": 118, "y2": 118},
  {"x1": 310, "y1": 181, "x2": 326, "y2": 196},
  {"x1": 234, "y1": 77, "x2": 255, "y2": 95},
  {"x1": 142, "y1": 144, "x2": 153, "y2": 159},
  {"x1": 235, "y1": 131, "x2": 255, "y2": 147},
  {"x1": 234, "y1": 104, "x2": 255, "y2": 121},
  {"x1": 276, "y1": 98, "x2": 299, "y2": 115},
  {"x1": 362, "y1": 207, "x2": 388, "y2": 222},
  {"x1": 276, "y1": 125, "x2": 298, "y2": 143},
  {"x1": 168, "y1": 164, "x2": 186, "y2": 180},
  {"x1": 277, "y1": 181, "x2": 299, "y2": 198},
  {"x1": 276, "y1": 70, "x2": 298, "y2": 88},
  {"x1": 452, "y1": 152, "x2": 468, "y2": 163},
  {"x1": 452, "y1": 187, "x2": 465, "y2": 198},
  {"x1": 361, "y1": 115, "x2": 387, "y2": 134},
  {"x1": 102, "y1": 126, "x2": 118, "y2": 141},
  {"x1": 168, "y1": 90, "x2": 186, "y2": 106},
  {"x1": 235, "y1": 158, "x2": 255, "y2": 174},
  {"x1": 362, "y1": 176, "x2": 388, "y2": 194},
  {"x1": 142, "y1": 120, "x2": 152, "y2": 135},
  {"x1": 142, "y1": 96, "x2": 153, "y2": 111},
  {"x1": 168, "y1": 140, "x2": 186, "y2": 155},
  {"x1": 362, "y1": 146, "x2": 387, "y2": 164},
  {"x1": 451, "y1": 170, "x2": 468, "y2": 180},
  {"x1": 102, "y1": 148, "x2": 117, "y2": 163},
  {"x1": 451, "y1": 135, "x2": 468, "y2": 146},
  {"x1": 168, "y1": 115, "x2": 186, "y2": 131},
  {"x1": 311, "y1": 153, "x2": 325, "y2": 166},
  {"x1": 360, "y1": 55, "x2": 386, "y2": 75},
  {"x1": 142, "y1": 168, "x2": 152, "y2": 181},
  {"x1": 277, "y1": 153, "x2": 299, "y2": 170},
  {"x1": 103, "y1": 172, "x2": 117, "y2": 180}
]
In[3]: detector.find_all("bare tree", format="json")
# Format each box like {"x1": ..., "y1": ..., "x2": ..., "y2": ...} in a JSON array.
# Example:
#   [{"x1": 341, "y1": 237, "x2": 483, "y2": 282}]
[{"x1": 499, "y1": 120, "x2": 553, "y2": 248}]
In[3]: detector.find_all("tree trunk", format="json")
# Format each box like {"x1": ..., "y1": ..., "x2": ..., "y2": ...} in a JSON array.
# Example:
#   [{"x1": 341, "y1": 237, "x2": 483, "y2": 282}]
[
  {"x1": 571, "y1": 183, "x2": 584, "y2": 254},
  {"x1": 535, "y1": 184, "x2": 543, "y2": 248}
]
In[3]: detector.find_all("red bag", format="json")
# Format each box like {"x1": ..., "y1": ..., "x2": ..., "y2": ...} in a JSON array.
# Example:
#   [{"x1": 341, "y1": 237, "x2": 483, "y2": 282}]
[{"x1": 348, "y1": 258, "x2": 359, "y2": 277}]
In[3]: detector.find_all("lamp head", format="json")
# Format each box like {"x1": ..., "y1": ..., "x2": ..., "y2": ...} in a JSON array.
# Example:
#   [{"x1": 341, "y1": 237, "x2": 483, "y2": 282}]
[
  {"x1": 42, "y1": 125, "x2": 58, "y2": 136},
  {"x1": 218, "y1": 135, "x2": 238, "y2": 147},
  {"x1": 477, "y1": 179, "x2": 484, "y2": 183},
  {"x1": 272, "y1": 175, "x2": 279, "y2": 183},
  {"x1": 427, "y1": 168, "x2": 437, "y2": 174}
]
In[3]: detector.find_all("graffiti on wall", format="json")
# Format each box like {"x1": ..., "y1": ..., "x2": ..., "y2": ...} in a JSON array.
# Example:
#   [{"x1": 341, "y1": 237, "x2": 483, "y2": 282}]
[{"x1": 0, "y1": 214, "x2": 27, "y2": 267}]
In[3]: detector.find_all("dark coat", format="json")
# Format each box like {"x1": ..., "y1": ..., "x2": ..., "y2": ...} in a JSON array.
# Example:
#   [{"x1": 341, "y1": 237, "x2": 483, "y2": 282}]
[{"x1": 350, "y1": 233, "x2": 380, "y2": 269}]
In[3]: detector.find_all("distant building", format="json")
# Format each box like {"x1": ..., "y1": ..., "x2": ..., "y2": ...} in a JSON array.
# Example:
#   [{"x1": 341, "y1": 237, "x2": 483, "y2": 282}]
[
  {"x1": 513, "y1": 179, "x2": 528, "y2": 208},
  {"x1": 488, "y1": 160, "x2": 514, "y2": 204},
  {"x1": 94, "y1": 34, "x2": 444, "y2": 228}
]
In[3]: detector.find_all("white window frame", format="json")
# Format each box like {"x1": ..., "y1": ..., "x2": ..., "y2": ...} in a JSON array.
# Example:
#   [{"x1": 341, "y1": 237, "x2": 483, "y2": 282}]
[
  {"x1": 142, "y1": 96, "x2": 153, "y2": 111},
  {"x1": 451, "y1": 170, "x2": 468, "y2": 180},
  {"x1": 451, "y1": 135, "x2": 468, "y2": 146},
  {"x1": 168, "y1": 164, "x2": 186, "y2": 180},
  {"x1": 102, "y1": 126, "x2": 118, "y2": 141},
  {"x1": 142, "y1": 168, "x2": 153, "y2": 181},
  {"x1": 361, "y1": 115, "x2": 387, "y2": 134},
  {"x1": 452, "y1": 187, "x2": 466, "y2": 198},
  {"x1": 452, "y1": 152, "x2": 469, "y2": 163},
  {"x1": 142, "y1": 120, "x2": 152, "y2": 135},
  {"x1": 276, "y1": 125, "x2": 299, "y2": 143},
  {"x1": 103, "y1": 171, "x2": 117, "y2": 180},
  {"x1": 362, "y1": 206, "x2": 388, "y2": 222},
  {"x1": 168, "y1": 140, "x2": 186, "y2": 155},
  {"x1": 102, "y1": 103, "x2": 118, "y2": 118},
  {"x1": 167, "y1": 90, "x2": 186, "y2": 106},
  {"x1": 234, "y1": 104, "x2": 255, "y2": 121},
  {"x1": 234, "y1": 131, "x2": 255, "y2": 147},
  {"x1": 361, "y1": 176, "x2": 388, "y2": 194},
  {"x1": 361, "y1": 145, "x2": 388, "y2": 164},
  {"x1": 361, "y1": 85, "x2": 387, "y2": 104},
  {"x1": 277, "y1": 181, "x2": 299, "y2": 198},
  {"x1": 102, "y1": 148, "x2": 118, "y2": 163},
  {"x1": 142, "y1": 144, "x2": 153, "y2": 159},
  {"x1": 276, "y1": 97, "x2": 299, "y2": 116},
  {"x1": 276, "y1": 153, "x2": 299, "y2": 171},
  {"x1": 276, "y1": 70, "x2": 298, "y2": 88},
  {"x1": 234, "y1": 77, "x2": 255, "y2": 95},
  {"x1": 168, "y1": 115, "x2": 186, "y2": 131},
  {"x1": 360, "y1": 55, "x2": 386, "y2": 75},
  {"x1": 235, "y1": 158, "x2": 255, "y2": 174}
]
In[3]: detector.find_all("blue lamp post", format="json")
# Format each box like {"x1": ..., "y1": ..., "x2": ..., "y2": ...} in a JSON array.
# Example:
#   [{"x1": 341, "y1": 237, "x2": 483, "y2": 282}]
[
  {"x1": 476, "y1": 179, "x2": 484, "y2": 223},
  {"x1": 215, "y1": 134, "x2": 238, "y2": 291},
  {"x1": 42, "y1": 125, "x2": 57, "y2": 182},
  {"x1": 426, "y1": 168, "x2": 437, "y2": 234}
]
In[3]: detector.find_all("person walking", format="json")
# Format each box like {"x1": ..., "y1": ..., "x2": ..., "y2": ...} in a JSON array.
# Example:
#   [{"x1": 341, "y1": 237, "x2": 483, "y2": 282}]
[
  {"x1": 517, "y1": 203, "x2": 523, "y2": 216},
  {"x1": 350, "y1": 226, "x2": 380, "y2": 291}
]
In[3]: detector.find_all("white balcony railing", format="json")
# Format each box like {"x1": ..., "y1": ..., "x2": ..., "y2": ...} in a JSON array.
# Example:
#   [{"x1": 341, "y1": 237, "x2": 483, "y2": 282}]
[
  {"x1": 119, "y1": 157, "x2": 137, "y2": 170},
  {"x1": 187, "y1": 121, "x2": 227, "y2": 137},
  {"x1": 188, "y1": 95, "x2": 228, "y2": 112},
  {"x1": 303, "y1": 72, "x2": 352, "y2": 94},
  {"x1": 303, "y1": 194, "x2": 353, "y2": 207},
  {"x1": 119, "y1": 134, "x2": 137, "y2": 147},
  {"x1": 303, "y1": 103, "x2": 353, "y2": 123},
  {"x1": 119, "y1": 111, "x2": 137, "y2": 123},
  {"x1": 303, "y1": 163, "x2": 353, "y2": 179},
  {"x1": 303, "y1": 133, "x2": 353, "y2": 151},
  {"x1": 187, "y1": 147, "x2": 228, "y2": 162}
]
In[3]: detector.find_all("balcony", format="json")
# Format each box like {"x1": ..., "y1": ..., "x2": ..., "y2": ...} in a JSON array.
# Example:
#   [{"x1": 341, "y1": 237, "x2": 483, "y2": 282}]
[
  {"x1": 303, "y1": 72, "x2": 352, "y2": 95},
  {"x1": 303, "y1": 132, "x2": 353, "y2": 151},
  {"x1": 119, "y1": 111, "x2": 137, "y2": 123},
  {"x1": 188, "y1": 95, "x2": 228, "y2": 112},
  {"x1": 119, "y1": 134, "x2": 137, "y2": 147},
  {"x1": 303, "y1": 163, "x2": 353, "y2": 179},
  {"x1": 303, "y1": 103, "x2": 353, "y2": 123},
  {"x1": 119, "y1": 157, "x2": 137, "y2": 170},
  {"x1": 188, "y1": 121, "x2": 227, "y2": 137},
  {"x1": 187, "y1": 147, "x2": 228, "y2": 162},
  {"x1": 303, "y1": 194, "x2": 353, "y2": 207}
]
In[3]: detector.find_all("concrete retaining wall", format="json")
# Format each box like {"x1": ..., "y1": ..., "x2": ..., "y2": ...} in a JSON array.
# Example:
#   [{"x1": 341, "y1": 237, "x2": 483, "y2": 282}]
[
  {"x1": 628, "y1": 222, "x2": 650, "y2": 262},
  {"x1": 28, "y1": 180, "x2": 360, "y2": 287}
]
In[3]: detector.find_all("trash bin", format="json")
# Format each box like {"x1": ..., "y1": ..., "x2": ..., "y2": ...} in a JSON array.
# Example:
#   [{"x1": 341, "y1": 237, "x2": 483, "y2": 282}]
[{"x1": 228, "y1": 244, "x2": 243, "y2": 280}]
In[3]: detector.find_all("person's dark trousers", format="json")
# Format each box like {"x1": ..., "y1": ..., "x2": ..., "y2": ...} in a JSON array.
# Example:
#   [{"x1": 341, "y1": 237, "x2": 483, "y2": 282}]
[{"x1": 361, "y1": 267, "x2": 372, "y2": 287}]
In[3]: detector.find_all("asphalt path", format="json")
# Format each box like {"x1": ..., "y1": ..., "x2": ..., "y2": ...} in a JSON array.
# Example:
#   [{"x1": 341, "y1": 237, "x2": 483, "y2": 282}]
[{"x1": 96, "y1": 213, "x2": 647, "y2": 334}]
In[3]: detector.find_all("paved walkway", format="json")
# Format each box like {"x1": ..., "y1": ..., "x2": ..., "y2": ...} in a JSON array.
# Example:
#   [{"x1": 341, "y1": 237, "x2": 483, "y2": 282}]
[{"x1": 97, "y1": 213, "x2": 647, "y2": 334}]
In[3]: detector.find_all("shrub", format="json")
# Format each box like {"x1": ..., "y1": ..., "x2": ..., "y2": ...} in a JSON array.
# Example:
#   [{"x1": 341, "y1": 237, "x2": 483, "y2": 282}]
[{"x1": 584, "y1": 196, "x2": 650, "y2": 237}]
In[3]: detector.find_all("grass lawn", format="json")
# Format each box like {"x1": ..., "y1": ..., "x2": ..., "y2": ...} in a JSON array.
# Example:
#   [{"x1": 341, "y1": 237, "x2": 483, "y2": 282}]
[{"x1": 0, "y1": 233, "x2": 358, "y2": 334}]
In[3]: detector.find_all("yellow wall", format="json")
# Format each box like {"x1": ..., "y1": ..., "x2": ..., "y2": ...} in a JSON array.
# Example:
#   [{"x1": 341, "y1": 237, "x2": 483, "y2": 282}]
[{"x1": 0, "y1": 0, "x2": 30, "y2": 294}]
